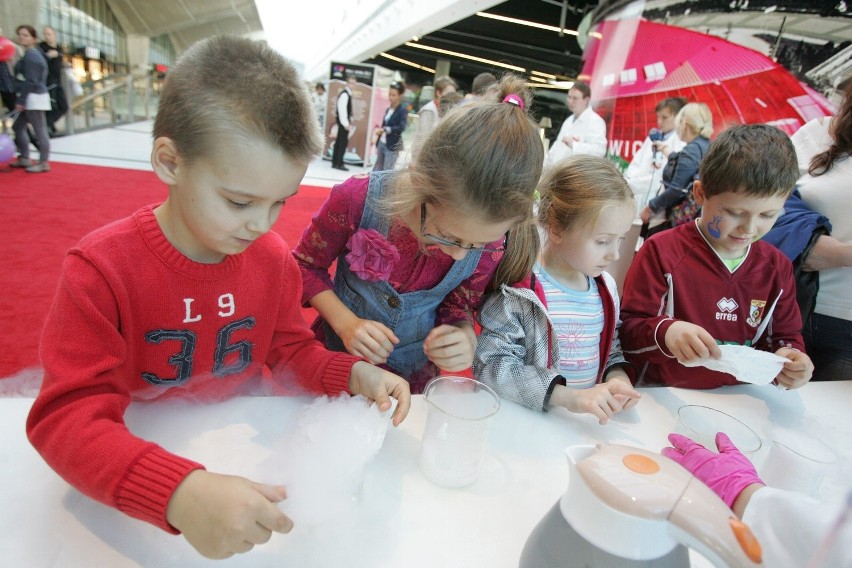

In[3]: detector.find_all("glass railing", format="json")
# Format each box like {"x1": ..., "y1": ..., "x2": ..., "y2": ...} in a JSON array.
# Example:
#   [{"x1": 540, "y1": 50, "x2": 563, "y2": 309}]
[{"x1": 65, "y1": 73, "x2": 162, "y2": 135}]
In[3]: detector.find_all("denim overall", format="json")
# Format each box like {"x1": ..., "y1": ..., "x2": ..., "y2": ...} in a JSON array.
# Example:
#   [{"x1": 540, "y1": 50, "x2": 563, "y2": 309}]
[{"x1": 324, "y1": 170, "x2": 482, "y2": 380}]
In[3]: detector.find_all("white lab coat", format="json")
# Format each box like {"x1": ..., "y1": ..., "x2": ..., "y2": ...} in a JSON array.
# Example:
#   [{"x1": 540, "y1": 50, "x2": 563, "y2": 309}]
[
  {"x1": 623, "y1": 130, "x2": 685, "y2": 210},
  {"x1": 743, "y1": 487, "x2": 851, "y2": 568},
  {"x1": 546, "y1": 107, "x2": 607, "y2": 165}
]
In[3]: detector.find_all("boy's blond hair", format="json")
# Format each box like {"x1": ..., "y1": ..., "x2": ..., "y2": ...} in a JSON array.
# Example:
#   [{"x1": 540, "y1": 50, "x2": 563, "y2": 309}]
[{"x1": 153, "y1": 35, "x2": 321, "y2": 164}]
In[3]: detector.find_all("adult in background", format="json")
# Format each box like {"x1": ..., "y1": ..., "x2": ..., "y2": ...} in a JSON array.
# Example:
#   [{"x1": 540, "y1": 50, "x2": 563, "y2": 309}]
[
  {"x1": 39, "y1": 26, "x2": 67, "y2": 136},
  {"x1": 9, "y1": 25, "x2": 50, "y2": 173},
  {"x1": 331, "y1": 72, "x2": 357, "y2": 171},
  {"x1": 545, "y1": 81, "x2": 607, "y2": 165},
  {"x1": 372, "y1": 81, "x2": 407, "y2": 172},
  {"x1": 311, "y1": 82, "x2": 326, "y2": 131},
  {"x1": 464, "y1": 72, "x2": 497, "y2": 101},
  {"x1": 640, "y1": 102, "x2": 713, "y2": 232},
  {"x1": 791, "y1": 81, "x2": 852, "y2": 380},
  {"x1": 410, "y1": 75, "x2": 456, "y2": 162},
  {"x1": 0, "y1": 25, "x2": 17, "y2": 114},
  {"x1": 623, "y1": 97, "x2": 687, "y2": 211}
]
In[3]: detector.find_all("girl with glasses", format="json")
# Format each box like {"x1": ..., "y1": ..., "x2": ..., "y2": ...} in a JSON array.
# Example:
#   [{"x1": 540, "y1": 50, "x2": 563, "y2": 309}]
[
  {"x1": 294, "y1": 74, "x2": 542, "y2": 392},
  {"x1": 474, "y1": 156, "x2": 641, "y2": 424}
]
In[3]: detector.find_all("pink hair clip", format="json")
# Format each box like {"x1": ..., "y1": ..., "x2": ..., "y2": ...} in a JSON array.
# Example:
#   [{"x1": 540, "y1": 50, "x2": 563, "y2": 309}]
[{"x1": 502, "y1": 94, "x2": 525, "y2": 110}]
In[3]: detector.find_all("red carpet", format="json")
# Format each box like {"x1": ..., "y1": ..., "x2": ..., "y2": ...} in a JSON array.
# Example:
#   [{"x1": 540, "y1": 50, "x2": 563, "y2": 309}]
[{"x1": 0, "y1": 162, "x2": 326, "y2": 379}]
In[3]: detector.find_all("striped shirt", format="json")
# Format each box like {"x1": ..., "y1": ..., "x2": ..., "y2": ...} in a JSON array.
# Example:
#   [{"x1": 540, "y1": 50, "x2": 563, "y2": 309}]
[{"x1": 535, "y1": 265, "x2": 604, "y2": 389}]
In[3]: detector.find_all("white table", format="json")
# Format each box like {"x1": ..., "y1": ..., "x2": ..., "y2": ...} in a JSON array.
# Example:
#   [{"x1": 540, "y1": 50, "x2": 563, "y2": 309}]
[{"x1": 1, "y1": 382, "x2": 850, "y2": 567}]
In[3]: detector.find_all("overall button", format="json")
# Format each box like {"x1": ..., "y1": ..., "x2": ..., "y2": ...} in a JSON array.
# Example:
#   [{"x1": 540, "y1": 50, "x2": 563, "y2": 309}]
[{"x1": 387, "y1": 296, "x2": 400, "y2": 308}]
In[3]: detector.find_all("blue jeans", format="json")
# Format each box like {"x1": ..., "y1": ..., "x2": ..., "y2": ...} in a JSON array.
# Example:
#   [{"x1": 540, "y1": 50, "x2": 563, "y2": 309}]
[
  {"x1": 803, "y1": 312, "x2": 852, "y2": 381},
  {"x1": 372, "y1": 140, "x2": 398, "y2": 172}
]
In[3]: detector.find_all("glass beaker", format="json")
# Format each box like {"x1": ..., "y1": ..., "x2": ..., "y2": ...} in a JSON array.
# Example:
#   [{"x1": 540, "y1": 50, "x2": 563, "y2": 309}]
[
  {"x1": 674, "y1": 404, "x2": 762, "y2": 454},
  {"x1": 418, "y1": 376, "x2": 500, "y2": 488},
  {"x1": 761, "y1": 427, "x2": 838, "y2": 499}
]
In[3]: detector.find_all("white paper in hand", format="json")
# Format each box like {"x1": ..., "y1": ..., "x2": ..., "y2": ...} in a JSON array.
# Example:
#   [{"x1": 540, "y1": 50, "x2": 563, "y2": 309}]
[{"x1": 680, "y1": 344, "x2": 789, "y2": 385}]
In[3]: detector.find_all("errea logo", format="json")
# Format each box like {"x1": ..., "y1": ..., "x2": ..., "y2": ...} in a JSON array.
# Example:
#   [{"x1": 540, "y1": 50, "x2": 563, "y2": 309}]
[{"x1": 716, "y1": 297, "x2": 738, "y2": 321}]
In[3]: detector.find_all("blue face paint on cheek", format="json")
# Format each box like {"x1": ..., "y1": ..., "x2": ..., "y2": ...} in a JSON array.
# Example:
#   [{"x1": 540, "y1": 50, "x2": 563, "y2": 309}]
[{"x1": 707, "y1": 215, "x2": 722, "y2": 238}]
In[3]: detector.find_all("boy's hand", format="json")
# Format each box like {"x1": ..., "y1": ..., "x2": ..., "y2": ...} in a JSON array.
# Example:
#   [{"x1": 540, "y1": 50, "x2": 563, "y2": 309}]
[
  {"x1": 349, "y1": 361, "x2": 411, "y2": 426},
  {"x1": 665, "y1": 321, "x2": 721, "y2": 363},
  {"x1": 549, "y1": 380, "x2": 641, "y2": 425},
  {"x1": 166, "y1": 470, "x2": 292, "y2": 559},
  {"x1": 605, "y1": 371, "x2": 641, "y2": 411},
  {"x1": 774, "y1": 347, "x2": 814, "y2": 389},
  {"x1": 423, "y1": 323, "x2": 476, "y2": 372},
  {"x1": 337, "y1": 316, "x2": 399, "y2": 364}
]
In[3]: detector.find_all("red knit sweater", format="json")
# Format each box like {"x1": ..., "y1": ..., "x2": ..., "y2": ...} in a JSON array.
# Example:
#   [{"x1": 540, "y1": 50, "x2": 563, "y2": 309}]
[{"x1": 27, "y1": 205, "x2": 360, "y2": 532}]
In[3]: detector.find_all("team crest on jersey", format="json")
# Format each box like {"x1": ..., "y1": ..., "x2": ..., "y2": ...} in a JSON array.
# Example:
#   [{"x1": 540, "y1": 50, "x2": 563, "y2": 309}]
[{"x1": 746, "y1": 299, "x2": 767, "y2": 328}]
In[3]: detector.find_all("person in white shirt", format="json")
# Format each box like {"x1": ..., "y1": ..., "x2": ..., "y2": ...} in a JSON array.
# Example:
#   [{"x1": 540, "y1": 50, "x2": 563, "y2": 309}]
[
  {"x1": 790, "y1": 80, "x2": 852, "y2": 380},
  {"x1": 623, "y1": 97, "x2": 687, "y2": 211},
  {"x1": 546, "y1": 81, "x2": 607, "y2": 165},
  {"x1": 410, "y1": 75, "x2": 456, "y2": 163},
  {"x1": 331, "y1": 73, "x2": 357, "y2": 171}
]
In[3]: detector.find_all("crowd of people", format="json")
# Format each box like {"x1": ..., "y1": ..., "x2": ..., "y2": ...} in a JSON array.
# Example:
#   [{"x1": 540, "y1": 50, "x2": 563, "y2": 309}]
[
  {"x1": 20, "y1": 34, "x2": 850, "y2": 564},
  {"x1": 0, "y1": 24, "x2": 74, "y2": 174}
]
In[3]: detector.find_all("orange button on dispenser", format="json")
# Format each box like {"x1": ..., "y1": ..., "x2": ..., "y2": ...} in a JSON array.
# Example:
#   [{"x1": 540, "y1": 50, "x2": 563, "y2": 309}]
[
  {"x1": 729, "y1": 517, "x2": 762, "y2": 564},
  {"x1": 622, "y1": 453, "x2": 660, "y2": 474}
]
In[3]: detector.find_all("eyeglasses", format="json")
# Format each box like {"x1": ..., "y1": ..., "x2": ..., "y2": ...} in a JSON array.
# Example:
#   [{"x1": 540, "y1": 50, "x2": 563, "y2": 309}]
[{"x1": 420, "y1": 203, "x2": 509, "y2": 253}]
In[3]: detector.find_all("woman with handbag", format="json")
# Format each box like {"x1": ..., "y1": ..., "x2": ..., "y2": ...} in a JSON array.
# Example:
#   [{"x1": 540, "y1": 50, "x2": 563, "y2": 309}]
[
  {"x1": 9, "y1": 25, "x2": 50, "y2": 173},
  {"x1": 640, "y1": 102, "x2": 713, "y2": 234}
]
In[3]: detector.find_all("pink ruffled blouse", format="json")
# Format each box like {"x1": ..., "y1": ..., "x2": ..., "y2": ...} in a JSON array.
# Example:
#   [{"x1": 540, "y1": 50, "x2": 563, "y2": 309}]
[{"x1": 293, "y1": 175, "x2": 503, "y2": 326}]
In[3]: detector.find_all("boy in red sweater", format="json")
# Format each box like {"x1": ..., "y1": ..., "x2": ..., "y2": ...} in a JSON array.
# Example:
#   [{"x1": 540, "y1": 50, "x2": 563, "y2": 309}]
[
  {"x1": 26, "y1": 36, "x2": 411, "y2": 559},
  {"x1": 620, "y1": 124, "x2": 814, "y2": 389}
]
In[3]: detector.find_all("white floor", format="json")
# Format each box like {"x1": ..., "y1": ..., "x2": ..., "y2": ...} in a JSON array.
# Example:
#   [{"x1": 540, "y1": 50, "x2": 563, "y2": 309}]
[{"x1": 46, "y1": 120, "x2": 372, "y2": 188}]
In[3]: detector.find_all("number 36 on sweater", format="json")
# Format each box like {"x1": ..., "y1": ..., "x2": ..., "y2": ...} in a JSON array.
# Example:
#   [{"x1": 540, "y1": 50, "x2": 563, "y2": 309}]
[{"x1": 142, "y1": 295, "x2": 254, "y2": 385}]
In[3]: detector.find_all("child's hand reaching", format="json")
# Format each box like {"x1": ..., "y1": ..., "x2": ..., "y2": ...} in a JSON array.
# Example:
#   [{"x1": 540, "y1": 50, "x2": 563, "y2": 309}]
[
  {"x1": 166, "y1": 470, "x2": 293, "y2": 559},
  {"x1": 337, "y1": 316, "x2": 400, "y2": 364},
  {"x1": 605, "y1": 371, "x2": 641, "y2": 411},
  {"x1": 549, "y1": 379, "x2": 641, "y2": 425},
  {"x1": 665, "y1": 321, "x2": 721, "y2": 363},
  {"x1": 423, "y1": 323, "x2": 477, "y2": 372},
  {"x1": 349, "y1": 361, "x2": 411, "y2": 426},
  {"x1": 774, "y1": 346, "x2": 814, "y2": 389}
]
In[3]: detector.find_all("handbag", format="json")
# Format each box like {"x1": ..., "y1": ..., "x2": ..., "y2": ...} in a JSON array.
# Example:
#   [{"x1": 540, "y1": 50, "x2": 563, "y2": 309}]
[
  {"x1": 665, "y1": 143, "x2": 707, "y2": 227},
  {"x1": 667, "y1": 185, "x2": 701, "y2": 227}
]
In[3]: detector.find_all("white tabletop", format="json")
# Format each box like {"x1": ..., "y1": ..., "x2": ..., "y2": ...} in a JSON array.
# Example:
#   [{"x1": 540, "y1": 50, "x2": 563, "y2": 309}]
[{"x1": 1, "y1": 382, "x2": 850, "y2": 567}]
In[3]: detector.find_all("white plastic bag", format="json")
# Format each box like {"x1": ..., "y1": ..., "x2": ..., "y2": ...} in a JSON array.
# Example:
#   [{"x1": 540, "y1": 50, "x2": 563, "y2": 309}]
[{"x1": 65, "y1": 67, "x2": 83, "y2": 98}]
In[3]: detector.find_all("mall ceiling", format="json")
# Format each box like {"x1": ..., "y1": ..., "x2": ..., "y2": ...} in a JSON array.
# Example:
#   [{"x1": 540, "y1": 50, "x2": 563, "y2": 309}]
[
  {"x1": 107, "y1": 0, "x2": 263, "y2": 50},
  {"x1": 103, "y1": 0, "x2": 850, "y2": 89},
  {"x1": 364, "y1": 1, "x2": 851, "y2": 88}
]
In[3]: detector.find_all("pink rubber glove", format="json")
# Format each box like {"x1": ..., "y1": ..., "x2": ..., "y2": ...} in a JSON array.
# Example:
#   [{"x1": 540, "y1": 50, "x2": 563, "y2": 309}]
[{"x1": 662, "y1": 432, "x2": 763, "y2": 507}]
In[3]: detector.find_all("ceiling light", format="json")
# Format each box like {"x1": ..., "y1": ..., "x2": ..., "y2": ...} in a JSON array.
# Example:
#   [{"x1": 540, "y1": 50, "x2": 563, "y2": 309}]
[
  {"x1": 379, "y1": 52, "x2": 435, "y2": 73},
  {"x1": 403, "y1": 41, "x2": 526, "y2": 72},
  {"x1": 531, "y1": 70, "x2": 557, "y2": 79},
  {"x1": 528, "y1": 75, "x2": 547, "y2": 83},
  {"x1": 525, "y1": 83, "x2": 573, "y2": 90},
  {"x1": 476, "y1": 11, "x2": 578, "y2": 36}
]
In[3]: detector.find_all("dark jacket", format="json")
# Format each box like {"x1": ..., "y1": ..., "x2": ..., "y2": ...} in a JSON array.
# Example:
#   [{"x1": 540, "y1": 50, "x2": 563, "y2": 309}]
[
  {"x1": 14, "y1": 47, "x2": 48, "y2": 106},
  {"x1": 381, "y1": 104, "x2": 408, "y2": 151},
  {"x1": 648, "y1": 135, "x2": 710, "y2": 214},
  {"x1": 763, "y1": 188, "x2": 832, "y2": 322}
]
